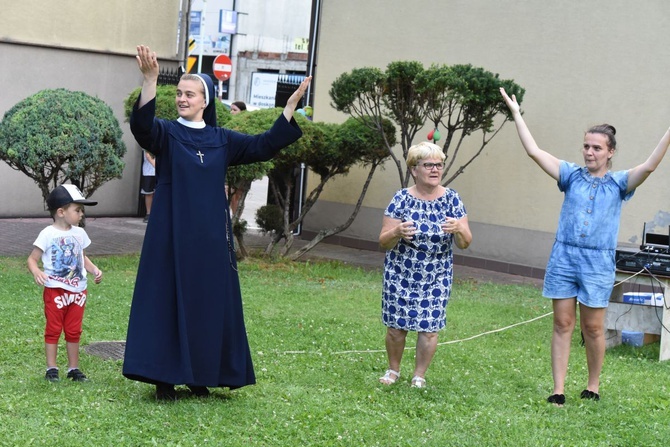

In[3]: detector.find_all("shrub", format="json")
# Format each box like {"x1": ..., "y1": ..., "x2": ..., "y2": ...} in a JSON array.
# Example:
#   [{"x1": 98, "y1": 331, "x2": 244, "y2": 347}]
[
  {"x1": 255, "y1": 204, "x2": 284, "y2": 235},
  {"x1": 0, "y1": 88, "x2": 126, "y2": 204}
]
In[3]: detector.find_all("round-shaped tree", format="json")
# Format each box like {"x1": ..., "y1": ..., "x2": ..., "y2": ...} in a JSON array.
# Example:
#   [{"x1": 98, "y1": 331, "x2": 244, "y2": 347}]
[{"x1": 0, "y1": 88, "x2": 126, "y2": 205}]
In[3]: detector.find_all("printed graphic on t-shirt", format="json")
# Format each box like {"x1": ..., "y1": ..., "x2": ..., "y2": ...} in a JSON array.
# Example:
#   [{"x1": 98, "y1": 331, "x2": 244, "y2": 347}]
[{"x1": 49, "y1": 236, "x2": 84, "y2": 287}]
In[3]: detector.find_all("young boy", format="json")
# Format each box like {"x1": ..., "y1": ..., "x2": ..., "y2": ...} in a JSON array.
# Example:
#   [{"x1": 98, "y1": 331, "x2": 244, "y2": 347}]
[{"x1": 27, "y1": 184, "x2": 103, "y2": 382}]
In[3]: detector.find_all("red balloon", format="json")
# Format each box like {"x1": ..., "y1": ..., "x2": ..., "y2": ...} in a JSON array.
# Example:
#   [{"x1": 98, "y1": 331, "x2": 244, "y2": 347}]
[{"x1": 427, "y1": 130, "x2": 434, "y2": 140}]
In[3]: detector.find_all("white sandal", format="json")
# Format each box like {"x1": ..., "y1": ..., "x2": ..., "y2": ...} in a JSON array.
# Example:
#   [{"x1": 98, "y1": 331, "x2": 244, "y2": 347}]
[
  {"x1": 411, "y1": 376, "x2": 426, "y2": 388},
  {"x1": 379, "y1": 369, "x2": 400, "y2": 385}
]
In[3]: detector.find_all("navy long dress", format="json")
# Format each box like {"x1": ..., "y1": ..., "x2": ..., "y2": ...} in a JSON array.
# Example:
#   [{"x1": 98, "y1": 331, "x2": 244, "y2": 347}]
[{"x1": 123, "y1": 96, "x2": 302, "y2": 389}]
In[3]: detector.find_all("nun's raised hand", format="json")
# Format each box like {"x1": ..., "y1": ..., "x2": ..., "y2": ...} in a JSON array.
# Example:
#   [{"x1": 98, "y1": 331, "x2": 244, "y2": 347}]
[
  {"x1": 136, "y1": 45, "x2": 159, "y2": 107},
  {"x1": 136, "y1": 45, "x2": 159, "y2": 79},
  {"x1": 283, "y1": 76, "x2": 312, "y2": 121}
]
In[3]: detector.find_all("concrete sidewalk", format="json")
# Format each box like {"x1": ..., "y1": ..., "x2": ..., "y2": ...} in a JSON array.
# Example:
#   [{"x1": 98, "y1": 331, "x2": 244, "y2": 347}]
[{"x1": 0, "y1": 217, "x2": 542, "y2": 287}]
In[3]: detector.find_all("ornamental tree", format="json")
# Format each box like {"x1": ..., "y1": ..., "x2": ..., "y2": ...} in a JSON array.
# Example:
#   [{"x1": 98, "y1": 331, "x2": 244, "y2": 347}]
[
  {"x1": 226, "y1": 109, "x2": 395, "y2": 258},
  {"x1": 329, "y1": 61, "x2": 525, "y2": 187},
  {"x1": 285, "y1": 115, "x2": 395, "y2": 260},
  {"x1": 0, "y1": 88, "x2": 126, "y2": 205},
  {"x1": 418, "y1": 64, "x2": 525, "y2": 185}
]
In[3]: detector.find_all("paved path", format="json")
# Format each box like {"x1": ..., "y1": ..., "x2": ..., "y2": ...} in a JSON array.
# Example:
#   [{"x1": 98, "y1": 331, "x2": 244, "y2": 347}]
[{"x1": 0, "y1": 217, "x2": 543, "y2": 287}]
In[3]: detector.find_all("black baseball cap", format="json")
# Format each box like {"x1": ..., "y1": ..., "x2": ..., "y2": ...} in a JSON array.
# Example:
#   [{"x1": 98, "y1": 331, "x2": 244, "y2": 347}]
[{"x1": 46, "y1": 185, "x2": 98, "y2": 210}]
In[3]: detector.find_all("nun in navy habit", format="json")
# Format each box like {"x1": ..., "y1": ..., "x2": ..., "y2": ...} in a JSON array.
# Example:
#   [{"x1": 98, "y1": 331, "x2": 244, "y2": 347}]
[{"x1": 123, "y1": 45, "x2": 312, "y2": 400}]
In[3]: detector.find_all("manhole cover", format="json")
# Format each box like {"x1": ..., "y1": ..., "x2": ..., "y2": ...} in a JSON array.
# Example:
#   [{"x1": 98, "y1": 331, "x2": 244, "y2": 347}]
[{"x1": 84, "y1": 341, "x2": 126, "y2": 361}]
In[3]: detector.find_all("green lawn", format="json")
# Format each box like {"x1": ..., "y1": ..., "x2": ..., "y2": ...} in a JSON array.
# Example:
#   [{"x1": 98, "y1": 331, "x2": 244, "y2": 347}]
[{"x1": 0, "y1": 254, "x2": 668, "y2": 446}]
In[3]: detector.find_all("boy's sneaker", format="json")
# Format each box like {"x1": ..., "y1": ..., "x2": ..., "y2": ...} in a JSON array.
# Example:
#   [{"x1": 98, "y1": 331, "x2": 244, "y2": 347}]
[
  {"x1": 45, "y1": 368, "x2": 59, "y2": 382},
  {"x1": 66, "y1": 368, "x2": 89, "y2": 382}
]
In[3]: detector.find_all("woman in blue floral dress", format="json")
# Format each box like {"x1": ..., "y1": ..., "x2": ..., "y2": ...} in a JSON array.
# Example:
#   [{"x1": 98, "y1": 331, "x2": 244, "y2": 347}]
[{"x1": 379, "y1": 142, "x2": 472, "y2": 388}]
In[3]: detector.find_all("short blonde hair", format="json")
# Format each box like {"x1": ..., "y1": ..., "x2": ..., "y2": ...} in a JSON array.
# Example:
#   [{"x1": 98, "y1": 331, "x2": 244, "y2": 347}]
[{"x1": 406, "y1": 141, "x2": 445, "y2": 168}]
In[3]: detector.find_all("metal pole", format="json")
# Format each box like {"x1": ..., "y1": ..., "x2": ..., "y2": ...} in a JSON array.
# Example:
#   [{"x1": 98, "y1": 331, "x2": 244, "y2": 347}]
[
  {"x1": 228, "y1": 0, "x2": 236, "y2": 101},
  {"x1": 305, "y1": 0, "x2": 321, "y2": 108},
  {"x1": 197, "y1": 0, "x2": 207, "y2": 73},
  {"x1": 293, "y1": 162, "x2": 306, "y2": 236}
]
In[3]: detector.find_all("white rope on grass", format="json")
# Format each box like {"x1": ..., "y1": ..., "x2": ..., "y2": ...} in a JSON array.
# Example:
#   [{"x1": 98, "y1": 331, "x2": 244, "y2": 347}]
[
  {"x1": 436, "y1": 311, "x2": 554, "y2": 346},
  {"x1": 279, "y1": 311, "x2": 554, "y2": 356}
]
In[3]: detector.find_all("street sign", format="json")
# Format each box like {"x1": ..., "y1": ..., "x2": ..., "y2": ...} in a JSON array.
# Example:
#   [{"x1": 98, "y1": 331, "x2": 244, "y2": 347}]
[{"x1": 212, "y1": 54, "x2": 232, "y2": 81}]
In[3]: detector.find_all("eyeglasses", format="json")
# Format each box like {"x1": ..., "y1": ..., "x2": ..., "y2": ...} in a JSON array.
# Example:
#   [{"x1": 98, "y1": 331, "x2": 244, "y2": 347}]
[{"x1": 417, "y1": 162, "x2": 444, "y2": 170}]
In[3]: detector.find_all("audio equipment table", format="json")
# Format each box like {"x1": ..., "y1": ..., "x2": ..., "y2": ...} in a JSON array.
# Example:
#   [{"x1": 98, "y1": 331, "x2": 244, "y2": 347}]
[
  {"x1": 605, "y1": 271, "x2": 670, "y2": 361},
  {"x1": 615, "y1": 248, "x2": 670, "y2": 276}
]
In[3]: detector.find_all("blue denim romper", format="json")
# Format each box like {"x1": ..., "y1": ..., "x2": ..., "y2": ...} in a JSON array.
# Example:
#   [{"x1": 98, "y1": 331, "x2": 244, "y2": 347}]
[{"x1": 542, "y1": 161, "x2": 634, "y2": 308}]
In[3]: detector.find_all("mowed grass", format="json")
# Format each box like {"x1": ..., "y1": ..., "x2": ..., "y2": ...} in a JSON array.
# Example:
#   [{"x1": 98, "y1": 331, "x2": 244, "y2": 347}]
[{"x1": 0, "y1": 254, "x2": 668, "y2": 446}]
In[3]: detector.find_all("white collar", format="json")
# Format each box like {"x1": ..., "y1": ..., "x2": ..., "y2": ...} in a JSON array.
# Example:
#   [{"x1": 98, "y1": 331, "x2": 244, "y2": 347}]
[{"x1": 177, "y1": 117, "x2": 206, "y2": 129}]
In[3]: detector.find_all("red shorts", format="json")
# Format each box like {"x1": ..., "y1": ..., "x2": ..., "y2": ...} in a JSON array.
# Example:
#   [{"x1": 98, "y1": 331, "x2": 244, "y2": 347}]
[{"x1": 43, "y1": 287, "x2": 87, "y2": 344}]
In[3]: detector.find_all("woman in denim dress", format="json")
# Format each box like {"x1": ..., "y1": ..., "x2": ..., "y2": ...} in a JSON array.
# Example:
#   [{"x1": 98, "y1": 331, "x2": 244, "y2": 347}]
[
  {"x1": 501, "y1": 88, "x2": 670, "y2": 405},
  {"x1": 378, "y1": 142, "x2": 472, "y2": 388}
]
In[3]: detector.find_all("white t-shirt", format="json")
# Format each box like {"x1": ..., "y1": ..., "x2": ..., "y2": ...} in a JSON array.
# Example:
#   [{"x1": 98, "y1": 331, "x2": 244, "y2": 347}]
[
  {"x1": 142, "y1": 151, "x2": 156, "y2": 177},
  {"x1": 33, "y1": 225, "x2": 91, "y2": 293}
]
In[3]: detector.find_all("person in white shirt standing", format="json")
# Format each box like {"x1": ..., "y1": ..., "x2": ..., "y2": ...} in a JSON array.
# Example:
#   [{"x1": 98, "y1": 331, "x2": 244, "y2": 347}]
[{"x1": 141, "y1": 150, "x2": 156, "y2": 223}]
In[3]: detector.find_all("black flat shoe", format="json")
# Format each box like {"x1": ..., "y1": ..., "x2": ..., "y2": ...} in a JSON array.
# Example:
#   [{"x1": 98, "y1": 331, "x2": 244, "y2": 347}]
[
  {"x1": 547, "y1": 394, "x2": 565, "y2": 405},
  {"x1": 187, "y1": 385, "x2": 210, "y2": 397},
  {"x1": 580, "y1": 389, "x2": 600, "y2": 401},
  {"x1": 155, "y1": 383, "x2": 177, "y2": 401}
]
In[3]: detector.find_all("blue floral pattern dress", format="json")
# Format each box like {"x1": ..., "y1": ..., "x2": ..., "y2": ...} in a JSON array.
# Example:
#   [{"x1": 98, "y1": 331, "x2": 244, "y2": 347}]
[{"x1": 382, "y1": 188, "x2": 467, "y2": 332}]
